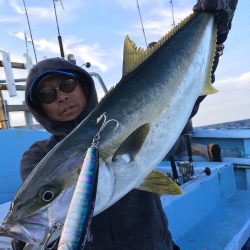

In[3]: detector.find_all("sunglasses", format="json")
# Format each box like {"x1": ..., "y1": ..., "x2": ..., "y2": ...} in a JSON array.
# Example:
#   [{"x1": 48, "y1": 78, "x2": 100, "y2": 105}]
[{"x1": 38, "y1": 78, "x2": 77, "y2": 104}]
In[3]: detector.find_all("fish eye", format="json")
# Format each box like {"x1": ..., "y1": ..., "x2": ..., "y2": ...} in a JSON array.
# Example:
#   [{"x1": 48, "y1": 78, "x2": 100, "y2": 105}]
[
  {"x1": 42, "y1": 190, "x2": 55, "y2": 203},
  {"x1": 39, "y1": 185, "x2": 58, "y2": 203}
]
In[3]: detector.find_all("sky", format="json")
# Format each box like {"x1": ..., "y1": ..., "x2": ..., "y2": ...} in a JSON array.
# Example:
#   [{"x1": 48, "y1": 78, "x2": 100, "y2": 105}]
[{"x1": 0, "y1": 0, "x2": 249, "y2": 127}]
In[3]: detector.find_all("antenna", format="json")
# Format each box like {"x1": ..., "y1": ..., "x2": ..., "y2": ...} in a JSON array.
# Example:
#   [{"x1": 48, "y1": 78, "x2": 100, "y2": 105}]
[
  {"x1": 24, "y1": 31, "x2": 29, "y2": 56},
  {"x1": 53, "y1": 0, "x2": 65, "y2": 58},
  {"x1": 169, "y1": 0, "x2": 176, "y2": 27},
  {"x1": 136, "y1": 0, "x2": 148, "y2": 48},
  {"x1": 22, "y1": 0, "x2": 37, "y2": 63}
]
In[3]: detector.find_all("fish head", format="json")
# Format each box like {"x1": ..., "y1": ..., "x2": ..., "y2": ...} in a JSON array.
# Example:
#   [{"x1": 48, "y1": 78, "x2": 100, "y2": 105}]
[
  {"x1": 1, "y1": 177, "x2": 74, "y2": 245},
  {"x1": 0, "y1": 147, "x2": 84, "y2": 245}
]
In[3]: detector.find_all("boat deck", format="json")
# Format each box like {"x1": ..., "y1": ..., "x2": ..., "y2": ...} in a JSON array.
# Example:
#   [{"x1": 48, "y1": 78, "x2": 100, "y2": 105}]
[
  {"x1": 158, "y1": 161, "x2": 250, "y2": 250},
  {"x1": 178, "y1": 189, "x2": 250, "y2": 250}
]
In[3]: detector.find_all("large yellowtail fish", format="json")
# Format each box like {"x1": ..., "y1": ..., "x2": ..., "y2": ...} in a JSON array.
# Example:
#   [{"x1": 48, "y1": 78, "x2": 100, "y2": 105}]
[{"x1": 0, "y1": 12, "x2": 217, "y2": 247}]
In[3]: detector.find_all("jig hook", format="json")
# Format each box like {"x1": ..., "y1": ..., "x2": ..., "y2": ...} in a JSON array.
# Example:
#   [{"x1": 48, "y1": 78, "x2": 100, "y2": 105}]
[
  {"x1": 92, "y1": 112, "x2": 119, "y2": 147},
  {"x1": 41, "y1": 222, "x2": 62, "y2": 250}
]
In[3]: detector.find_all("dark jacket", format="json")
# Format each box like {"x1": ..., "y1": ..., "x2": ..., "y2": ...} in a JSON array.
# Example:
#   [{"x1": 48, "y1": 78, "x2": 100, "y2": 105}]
[{"x1": 20, "y1": 57, "x2": 174, "y2": 250}]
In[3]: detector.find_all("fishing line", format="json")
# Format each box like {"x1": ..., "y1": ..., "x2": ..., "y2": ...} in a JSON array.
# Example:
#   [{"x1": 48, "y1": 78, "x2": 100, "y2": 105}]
[{"x1": 136, "y1": 0, "x2": 148, "y2": 48}]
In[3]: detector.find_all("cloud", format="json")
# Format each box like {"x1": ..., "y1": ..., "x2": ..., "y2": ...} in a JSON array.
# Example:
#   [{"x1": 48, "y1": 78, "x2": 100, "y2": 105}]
[
  {"x1": 9, "y1": 31, "x2": 26, "y2": 40},
  {"x1": 8, "y1": 0, "x2": 88, "y2": 23},
  {"x1": 25, "y1": 6, "x2": 53, "y2": 19},
  {"x1": 208, "y1": 72, "x2": 250, "y2": 97},
  {"x1": 7, "y1": 27, "x2": 120, "y2": 73},
  {"x1": 193, "y1": 72, "x2": 250, "y2": 126},
  {"x1": 8, "y1": 0, "x2": 25, "y2": 14},
  {"x1": 0, "y1": 15, "x2": 21, "y2": 23},
  {"x1": 34, "y1": 38, "x2": 61, "y2": 54},
  {"x1": 74, "y1": 44, "x2": 108, "y2": 72},
  {"x1": 120, "y1": 1, "x2": 192, "y2": 43},
  {"x1": 23, "y1": 36, "x2": 109, "y2": 72},
  {"x1": 8, "y1": 0, "x2": 55, "y2": 21},
  {"x1": 217, "y1": 73, "x2": 250, "y2": 97}
]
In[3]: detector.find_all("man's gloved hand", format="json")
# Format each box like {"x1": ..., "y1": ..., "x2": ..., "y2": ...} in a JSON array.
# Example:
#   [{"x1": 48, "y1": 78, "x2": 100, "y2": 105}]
[{"x1": 193, "y1": 0, "x2": 238, "y2": 44}]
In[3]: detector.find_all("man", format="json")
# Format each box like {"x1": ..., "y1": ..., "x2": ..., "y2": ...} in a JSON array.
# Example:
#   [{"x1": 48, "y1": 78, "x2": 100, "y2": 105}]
[
  {"x1": 15, "y1": 57, "x2": 173, "y2": 250},
  {"x1": 13, "y1": 1, "x2": 238, "y2": 249}
]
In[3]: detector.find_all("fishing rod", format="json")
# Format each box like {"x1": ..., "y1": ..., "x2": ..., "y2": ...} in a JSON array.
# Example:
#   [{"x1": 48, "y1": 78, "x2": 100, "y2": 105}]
[
  {"x1": 136, "y1": 0, "x2": 148, "y2": 48},
  {"x1": 53, "y1": 0, "x2": 65, "y2": 59},
  {"x1": 22, "y1": 0, "x2": 37, "y2": 63}
]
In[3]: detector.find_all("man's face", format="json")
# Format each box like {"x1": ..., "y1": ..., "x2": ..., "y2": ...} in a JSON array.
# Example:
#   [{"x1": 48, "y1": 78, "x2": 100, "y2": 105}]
[{"x1": 37, "y1": 74, "x2": 87, "y2": 122}]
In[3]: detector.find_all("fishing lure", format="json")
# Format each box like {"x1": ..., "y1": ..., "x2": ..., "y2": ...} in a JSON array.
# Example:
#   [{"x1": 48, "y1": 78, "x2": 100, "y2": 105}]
[{"x1": 57, "y1": 113, "x2": 119, "y2": 250}]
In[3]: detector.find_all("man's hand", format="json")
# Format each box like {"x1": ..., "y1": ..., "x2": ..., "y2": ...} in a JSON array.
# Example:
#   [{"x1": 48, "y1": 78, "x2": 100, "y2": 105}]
[{"x1": 193, "y1": 0, "x2": 238, "y2": 44}]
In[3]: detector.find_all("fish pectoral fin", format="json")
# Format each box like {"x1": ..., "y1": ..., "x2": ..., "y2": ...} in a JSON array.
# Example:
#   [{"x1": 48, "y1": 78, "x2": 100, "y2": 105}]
[
  {"x1": 137, "y1": 170, "x2": 183, "y2": 195},
  {"x1": 112, "y1": 123, "x2": 150, "y2": 164}
]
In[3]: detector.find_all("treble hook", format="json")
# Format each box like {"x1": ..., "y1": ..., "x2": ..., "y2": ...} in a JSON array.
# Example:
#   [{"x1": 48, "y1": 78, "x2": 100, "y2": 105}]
[
  {"x1": 92, "y1": 112, "x2": 119, "y2": 147},
  {"x1": 41, "y1": 222, "x2": 62, "y2": 250}
]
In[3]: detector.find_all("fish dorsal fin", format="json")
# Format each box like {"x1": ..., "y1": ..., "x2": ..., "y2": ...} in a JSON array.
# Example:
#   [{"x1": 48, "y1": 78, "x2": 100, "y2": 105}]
[
  {"x1": 201, "y1": 22, "x2": 218, "y2": 95},
  {"x1": 112, "y1": 123, "x2": 150, "y2": 164},
  {"x1": 122, "y1": 13, "x2": 196, "y2": 77},
  {"x1": 122, "y1": 36, "x2": 149, "y2": 77},
  {"x1": 138, "y1": 170, "x2": 183, "y2": 195}
]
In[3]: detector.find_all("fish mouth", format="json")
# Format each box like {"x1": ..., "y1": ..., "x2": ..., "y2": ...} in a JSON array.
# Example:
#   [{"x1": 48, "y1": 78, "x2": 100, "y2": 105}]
[
  {"x1": 1, "y1": 207, "x2": 64, "y2": 246},
  {"x1": 2, "y1": 221, "x2": 48, "y2": 245},
  {"x1": 2, "y1": 212, "x2": 51, "y2": 245}
]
